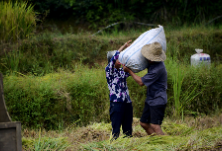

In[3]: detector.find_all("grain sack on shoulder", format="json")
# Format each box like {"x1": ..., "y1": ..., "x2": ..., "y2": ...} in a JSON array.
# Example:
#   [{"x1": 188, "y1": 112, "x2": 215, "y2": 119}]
[{"x1": 119, "y1": 25, "x2": 167, "y2": 73}]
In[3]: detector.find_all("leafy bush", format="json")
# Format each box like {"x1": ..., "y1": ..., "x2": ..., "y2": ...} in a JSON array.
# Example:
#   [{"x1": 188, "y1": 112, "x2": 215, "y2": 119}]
[
  {"x1": 28, "y1": 0, "x2": 222, "y2": 28},
  {"x1": 4, "y1": 66, "x2": 111, "y2": 129},
  {"x1": 2, "y1": 26, "x2": 222, "y2": 129},
  {"x1": 3, "y1": 61, "x2": 222, "y2": 129},
  {"x1": 4, "y1": 75, "x2": 60, "y2": 129}
]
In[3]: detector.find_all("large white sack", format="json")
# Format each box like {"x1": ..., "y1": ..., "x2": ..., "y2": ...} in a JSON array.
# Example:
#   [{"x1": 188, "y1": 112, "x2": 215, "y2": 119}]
[
  {"x1": 190, "y1": 49, "x2": 211, "y2": 67},
  {"x1": 119, "y1": 25, "x2": 167, "y2": 73}
]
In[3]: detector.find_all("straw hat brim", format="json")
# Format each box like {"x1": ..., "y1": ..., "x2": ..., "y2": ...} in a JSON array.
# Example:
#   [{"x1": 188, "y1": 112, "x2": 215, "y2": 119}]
[{"x1": 141, "y1": 45, "x2": 166, "y2": 62}]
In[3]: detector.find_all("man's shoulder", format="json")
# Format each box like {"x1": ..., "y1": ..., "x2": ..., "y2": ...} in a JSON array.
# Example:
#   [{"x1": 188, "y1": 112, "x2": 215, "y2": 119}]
[
  {"x1": 149, "y1": 62, "x2": 164, "y2": 70},
  {"x1": 155, "y1": 61, "x2": 165, "y2": 67},
  {"x1": 154, "y1": 62, "x2": 166, "y2": 71}
]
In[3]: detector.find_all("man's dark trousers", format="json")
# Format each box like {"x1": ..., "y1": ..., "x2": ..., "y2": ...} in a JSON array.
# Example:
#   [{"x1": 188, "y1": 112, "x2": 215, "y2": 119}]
[{"x1": 110, "y1": 101, "x2": 133, "y2": 139}]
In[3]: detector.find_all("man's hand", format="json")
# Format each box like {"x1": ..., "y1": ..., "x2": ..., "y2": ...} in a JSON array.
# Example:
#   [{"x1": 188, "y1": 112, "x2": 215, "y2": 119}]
[
  {"x1": 118, "y1": 40, "x2": 132, "y2": 52},
  {"x1": 122, "y1": 64, "x2": 131, "y2": 73},
  {"x1": 124, "y1": 40, "x2": 132, "y2": 48}
]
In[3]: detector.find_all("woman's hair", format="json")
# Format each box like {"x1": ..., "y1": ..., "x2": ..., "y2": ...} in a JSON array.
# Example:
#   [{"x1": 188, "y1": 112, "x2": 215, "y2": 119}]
[{"x1": 107, "y1": 50, "x2": 117, "y2": 64}]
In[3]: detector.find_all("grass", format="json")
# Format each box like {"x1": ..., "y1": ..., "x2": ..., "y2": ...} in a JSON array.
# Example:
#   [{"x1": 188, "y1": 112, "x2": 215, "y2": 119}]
[
  {"x1": 2, "y1": 59, "x2": 222, "y2": 129},
  {"x1": 2, "y1": 24, "x2": 222, "y2": 128},
  {"x1": 4, "y1": 64, "x2": 111, "y2": 129},
  {"x1": 21, "y1": 114, "x2": 222, "y2": 150},
  {"x1": 23, "y1": 136, "x2": 70, "y2": 150},
  {"x1": 1, "y1": 24, "x2": 222, "y2": 76},
  {"x1": 1, "y1": 22, "x2": 222, "y2": 149},
  {"x1": 172, "y1": 64, "x2": 203, "y2": 120},
  {"x1": 0, "y1": 1, "x2": 36, "y2": 43},
  {"x1": 172, "y1": 66, "x2": 184, "y2": 118}
]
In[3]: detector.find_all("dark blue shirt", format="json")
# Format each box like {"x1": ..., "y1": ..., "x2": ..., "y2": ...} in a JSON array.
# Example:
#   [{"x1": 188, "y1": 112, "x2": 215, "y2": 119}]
[
  {"x1": 105, "y1": 51, "x2": 131, "y2": 103},
  {"x1": 141, "y1": 62, "x2": 167, "y2": 106}
]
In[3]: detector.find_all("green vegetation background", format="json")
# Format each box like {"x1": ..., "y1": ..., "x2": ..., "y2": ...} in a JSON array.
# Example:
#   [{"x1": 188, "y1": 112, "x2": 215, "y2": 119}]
[
  {"x1": 28, "y1": 0, "x2": 222, "y2": 28},
  {"x1": 0, "y1": 1, "x2": 222, "y2": 130}
]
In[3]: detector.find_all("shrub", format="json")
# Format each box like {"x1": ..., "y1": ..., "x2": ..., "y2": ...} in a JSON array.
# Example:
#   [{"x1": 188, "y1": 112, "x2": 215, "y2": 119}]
[
  {"x1": 3, "y1": 61, "x2": 222, "y2": 129},
  {"x1": 2, "y1": 26, "x2": 222, "y2": 129},
  {"x1": 4, "y1": 66, "x2": 111, "y2": 129}
]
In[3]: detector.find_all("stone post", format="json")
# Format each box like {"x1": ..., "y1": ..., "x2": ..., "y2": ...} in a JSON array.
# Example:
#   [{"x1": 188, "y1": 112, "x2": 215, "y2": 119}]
[{"x1": 0, "y1": 73, "x2": 22, "y2": 151}]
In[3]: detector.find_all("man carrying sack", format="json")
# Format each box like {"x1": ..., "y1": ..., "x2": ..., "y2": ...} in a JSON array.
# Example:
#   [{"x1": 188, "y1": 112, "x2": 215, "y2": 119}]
[{"x1": 123, "y1": 42, "x2": 167, "y2": 135}]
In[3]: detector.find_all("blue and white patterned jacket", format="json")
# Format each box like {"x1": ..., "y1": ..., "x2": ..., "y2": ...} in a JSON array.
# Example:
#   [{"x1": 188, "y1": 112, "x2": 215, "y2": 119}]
[{"x1": 105, "y1": 51, "x2": 132, "y2": 103}]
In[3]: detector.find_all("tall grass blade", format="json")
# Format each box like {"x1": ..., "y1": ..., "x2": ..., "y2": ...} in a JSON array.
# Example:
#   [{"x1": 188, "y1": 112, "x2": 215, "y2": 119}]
[{"x1": 0, "y1": 1, "x2": 36, "y2": 43}]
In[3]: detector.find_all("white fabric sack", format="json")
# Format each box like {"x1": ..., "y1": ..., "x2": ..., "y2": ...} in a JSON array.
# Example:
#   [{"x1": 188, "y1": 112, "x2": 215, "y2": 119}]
[
  {"x1": 191, "y1": 49, "x2": 211, "y2": 67},
  {"x1": 119, "y1": 25, "x2": 167, "y2": 73}
]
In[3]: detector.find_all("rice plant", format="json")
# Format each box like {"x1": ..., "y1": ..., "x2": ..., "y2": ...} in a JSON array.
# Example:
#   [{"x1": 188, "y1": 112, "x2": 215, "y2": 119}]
[
  {"x1": 80, "y1": 117, "x2": 222, "y2": 151},
  {"x1": 172, "y1": 66, "x2": 184, "y2": 118},
  {"x1": 0, "y1": 1, "x2": 36, "y2": 42},
  {"x1": 172, "y1": 65, "x2": 203, "y2": 119},
  {"x1": 22, "y1": 130, "x2": 71, "y2": 151}
]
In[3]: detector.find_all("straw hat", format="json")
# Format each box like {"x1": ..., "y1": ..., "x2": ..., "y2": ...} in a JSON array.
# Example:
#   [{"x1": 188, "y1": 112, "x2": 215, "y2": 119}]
[{"x1": 141, "y1": 42, "x2": 166, "y2": 62}]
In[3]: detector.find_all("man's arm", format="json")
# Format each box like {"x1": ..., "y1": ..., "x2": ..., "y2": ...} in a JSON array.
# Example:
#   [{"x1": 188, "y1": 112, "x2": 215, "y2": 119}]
[
  {"x1": 118, "y1": 40, "x2": 132, "y2": 52},
  {"x1": 123, "y1": 65, "x2": 144, "y2": 86},
  {"x1": 124, "y1": 64, "x2": 162, "y2": 87}
]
